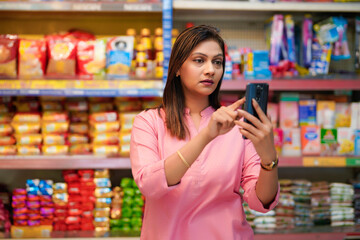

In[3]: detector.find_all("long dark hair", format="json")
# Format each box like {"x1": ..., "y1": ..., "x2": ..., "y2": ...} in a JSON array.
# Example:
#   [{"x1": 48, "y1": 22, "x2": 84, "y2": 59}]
[{"x1": 161, "y1": 25, "x2": 225, "y2": 140}]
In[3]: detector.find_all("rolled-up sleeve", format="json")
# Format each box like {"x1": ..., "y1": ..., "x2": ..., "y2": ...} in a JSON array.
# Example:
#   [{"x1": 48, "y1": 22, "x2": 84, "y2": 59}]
[
  {"x1": 130, "y1": 112, "x2": 179, "y2": 200},
  {"x1": 241, "y1": 140, "x2": 280, "y2": 213}
]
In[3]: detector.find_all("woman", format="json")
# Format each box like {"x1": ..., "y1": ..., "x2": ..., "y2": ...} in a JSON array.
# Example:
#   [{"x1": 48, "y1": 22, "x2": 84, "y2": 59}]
[{"x1": 130, "y1": 25, "x2": 279, "y2": 240}]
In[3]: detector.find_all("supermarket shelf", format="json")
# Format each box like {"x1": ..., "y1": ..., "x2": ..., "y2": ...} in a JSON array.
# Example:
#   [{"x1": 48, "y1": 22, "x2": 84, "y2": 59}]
[
  {"x1": 0, "y1": 80, "x2": 163, "y2": 97},
  {"x1": 0, "y1": 156, "x2": 131, "y2": 169},
  {"x1": 0, "y1": 156, "x2": 358, "y2": 169},
  {"x1": 221, "y1": 79, "x2": 360, "y2": 91},
  {"x1": 0, "y1": 1, "x2": 162, "y2": 12},
  {"x1": 174, "y1": 1, "x2": 360, "y2": 13}
]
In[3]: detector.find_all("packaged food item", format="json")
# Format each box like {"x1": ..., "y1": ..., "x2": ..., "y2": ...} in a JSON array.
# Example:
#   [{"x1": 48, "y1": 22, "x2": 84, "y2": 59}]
[
  {"x1": 95, "y1": 198, "x2": 112, "y2": 208},
  {"x1": 17, "y1": 146, "x2": 41, "y2": 155},
  {"x1": 119, "y1": 112, "x2": 138, "y2": 131},
  {"x1": 0, "y1": 124, "x2": 13, "y2": 136},
  {"x1": 301, "y1": 126, "x2": 321, "y2": 155},
  {"x1": 11, "y1": 123, "x2": 40, "y2": 134},
  {"x1": 0, "y1": 113, "x2": 13, "y2": 124},
  {"x1": 119, "y1": 131, "x2": 131, "y2": 144},
  {"x1": 68, "y1": 134, "x2": 88, "y2": 144},
  {"x1": 280, "y1": 101, "x2": 299, "y2": 128},
  {"x1": 337, "y1": 128, "x2": 355, "y2": 155},
  {"x1": 115, "y1": 100, "x2": 142, "y2": 112},
  {"x1": 15, "y1": 134, "x2": 42, "y2": 145},
  {"x1": 94, "y1": 178, "x2": 111, "y2": 188},
  {"x1": 13, "y1": 113, "x2": 41, "y2": 123},
  {"x1": 106, "y1": 36, "x2": 134, "y2": 79},
  {"x1": 90, "y1": 122, "x2": 119, "y2": 133},
  {"x1": 320, "y1": 129, "x2": 337, "y2": 156},
  {"x1": 282, "y1": 128, "x2": 301, "y2": 156},
  {"x1": 14, "y1": 101, "x2": 40, "y2": 112},
  {"x1": 70, "y1": 112, "x2": 88, "y2": 123},
  {"x1": 41, "y1": 102, "x2": 63, "y2": 111},
  {"x1": 65, "y1": 101, "x2": 88, "y2": 112},
  {"x1": 46, "y1": 36, "x2": 77, "y2": 78},
  {"x1": 42, "y1": 112, "x2": 68, "y2": 122},
  {"x1": 94, "y1": 208, "x2": 110, "y2": 218},
  {"x1": 43, "y1": 134, "x2": 66, "y2": 145},
  {"x1": 317, "y1": 101, "x2": 335, "y2": 128},
  {"x1": 42, "y1": 145, "x2": 69, "y2": 155},
  {"x1": 0, "y1": 34, "x2": 19, "y2": 78},
  {"x1": 95, "y1": 188, "x2": 113, "y2": 198},
  {"x1": 350, "y1": 102, "x2": 360, "y2": 129},
  {"x1": 18, "y1": 39, "x2": 46, "y2": 79},
  {"x1": 0, "y1": 145, "x2": 16, "y2": 155},
  {"x1": 69, "y1": 144, "x2": 91, "y2": 155},
  {"x1": 42, "y1": 122, "x2": 69, "y2": 134},
  {"x1": 69, "y1": 123, "x2": 88, "y2": 134},
  {"x1": 0, "y1": 136, "x2": 15, "y2": 145},
  {"x1": 77, "y1": 39, "x2": 106, "y2": 80},
  {"x1": 91, "y1": 132, "x2": 119, "y2": 145},
  {"x1": 335, "y1": 103, "x2": 351, "y2": 128},
  {"x1": 94, "y1": 169, "x2": 109, "y2": 178},
  {"x1": 89, "y1": 112, "x2": 117, "y2": 123},
  {"x1": 299, "y1": 100, "x2": 316, "y2": 126},
  {"x1": 119, "y1": 143, "x2": 130, "y2": 157},
  {"x1": 273, "y1": 128, "x2": 283, "y2": 155},
  {"x1": 89, "y1": 103, "x2": 114, "y2": 113}
]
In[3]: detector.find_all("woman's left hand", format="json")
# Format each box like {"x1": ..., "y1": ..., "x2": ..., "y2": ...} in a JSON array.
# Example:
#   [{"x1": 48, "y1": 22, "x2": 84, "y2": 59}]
[{"x1": 235, "y1": 99, "x2": 277, "y2": 165}]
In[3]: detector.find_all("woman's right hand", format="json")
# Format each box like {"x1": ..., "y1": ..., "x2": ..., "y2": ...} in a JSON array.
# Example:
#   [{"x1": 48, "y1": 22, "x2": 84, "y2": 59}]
[{"x1": 204, "y1": 98, "x2": 245, "y2": 140}]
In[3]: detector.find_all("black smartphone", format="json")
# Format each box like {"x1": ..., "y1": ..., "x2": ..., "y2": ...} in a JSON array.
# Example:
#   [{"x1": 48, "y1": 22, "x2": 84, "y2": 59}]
[{"x1": 243, "y1": 83, "x2": 269, "y2": 139}]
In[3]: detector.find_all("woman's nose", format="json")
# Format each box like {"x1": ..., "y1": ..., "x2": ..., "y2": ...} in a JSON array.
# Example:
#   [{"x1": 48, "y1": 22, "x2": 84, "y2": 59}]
[{"x1": 204, "y1": 61, "x2": 215, "y2": 76}]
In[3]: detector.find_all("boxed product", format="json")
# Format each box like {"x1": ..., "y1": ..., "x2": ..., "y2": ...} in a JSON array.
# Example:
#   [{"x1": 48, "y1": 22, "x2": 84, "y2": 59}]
[
  {"x1": 280, "y1": 101, "x2": 299, "y2": 128},
  {"x1": 335, "y1": 103, "x2": 351, "y2": 128},
  {"x1": 320, "y1": 129, "x2": 338, "y2": 156},
  {"x1": 282, "y1": 128, "x2": 301, "y2": 156},
  {"x1": 299, "y1": 100, "x2": 316, "y2": 126},
  {"x1": 350, "y1": 102, "x2": 360, "y2": 129},
  {"x1": 355, "y1": 130, "x2": 360, "y2": 156},
  {"x1": 337, "y1": 128, "x2": 355, "y2": 155},
  {"x1": 301, "y1": 126, "x2": 321, "y2": 155},
  {"x1": 317, "y1": 101, "x2": 335, "y2": 128},
  {"x1": 244, "y1": 50, "x2": 272, "y2": 80},
  {"x1": 267, "y1": 103, "x2": 279, "y2": 128},
  {"x1": 273, "y1": 128, "x2": 283, "y2": 155}
]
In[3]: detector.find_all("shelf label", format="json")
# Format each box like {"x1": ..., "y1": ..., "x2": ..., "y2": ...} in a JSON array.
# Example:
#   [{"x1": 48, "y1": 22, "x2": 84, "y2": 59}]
[
  {"x1": 303, "y1": 157, "x2": 346, "y2": 167},
  {"x1": 123, "y1": 3, "x2": 152, "y2": 11},
  {"x1": 346, "y1": 158, "x2": 360, "y2": 166},
  {"x1": 72, "y1": 3, "x2": 101, "y2": 11}
]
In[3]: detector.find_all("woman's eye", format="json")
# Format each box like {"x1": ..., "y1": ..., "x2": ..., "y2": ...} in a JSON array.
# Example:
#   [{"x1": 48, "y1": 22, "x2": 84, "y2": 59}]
[
  {"x1": 213, "y1": 60, "x2": 223, "y2": 65},
  {"x1": 194, "y1": 59, "x2": 204, "y2": 63}
]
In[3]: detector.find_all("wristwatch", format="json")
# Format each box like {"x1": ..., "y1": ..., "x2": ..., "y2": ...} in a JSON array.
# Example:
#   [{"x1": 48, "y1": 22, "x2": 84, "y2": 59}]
[{"x1": 260, "y1": 155, "x2": 279, "y2": 171}]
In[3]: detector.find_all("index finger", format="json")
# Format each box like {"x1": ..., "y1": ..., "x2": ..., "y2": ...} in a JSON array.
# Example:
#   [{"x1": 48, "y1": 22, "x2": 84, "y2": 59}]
[
  {"x1": 228, "y1": 97, "x2": 245, "y2": 111},
  {"x1": 252, "y1": 99, "x2": 271, "y2": 125}
]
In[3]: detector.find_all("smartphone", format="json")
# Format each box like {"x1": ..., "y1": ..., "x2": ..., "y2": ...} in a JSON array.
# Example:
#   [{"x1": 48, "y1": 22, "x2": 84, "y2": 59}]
[{"x1": 243, "y1": 83, "x2": 269, "y2": 139}]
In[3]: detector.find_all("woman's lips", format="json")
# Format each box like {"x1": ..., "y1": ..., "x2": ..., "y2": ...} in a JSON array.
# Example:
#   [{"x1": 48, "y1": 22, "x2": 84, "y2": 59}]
[{"x1": 200, "y1": 79, "x2": 214, "y2": 86}]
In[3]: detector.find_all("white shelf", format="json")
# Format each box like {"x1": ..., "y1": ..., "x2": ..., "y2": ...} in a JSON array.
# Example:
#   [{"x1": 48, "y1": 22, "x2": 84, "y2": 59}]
[
  {"x1": 0, "y1": 1, "x2": 161, "y2": 12},
  {"x1": 174, "y1": 1, "x2": 360, "y2": 12}
]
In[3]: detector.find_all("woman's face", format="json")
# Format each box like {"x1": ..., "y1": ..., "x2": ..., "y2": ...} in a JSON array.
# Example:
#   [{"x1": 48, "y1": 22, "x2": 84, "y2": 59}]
[{"x1": 177, "y1": 39, "x2": 224, "y2": 99}]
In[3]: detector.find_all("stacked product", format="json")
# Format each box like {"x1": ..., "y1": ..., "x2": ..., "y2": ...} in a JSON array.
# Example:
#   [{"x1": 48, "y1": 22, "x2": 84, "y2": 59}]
[
  {"x1": 110, "y1": 178, "x2": 144, "y2": 235},
  {"x1": 63, "y1": 170, "x2": 82, "y2": 231},
  {"x1": 52, "y1": 182, "x2": 68, "y2": 231},
  {"x1": 93, "y1": 169, "x2": 112, "y2": 233},
  {"x1": 78, "y1": 170, "x2": 96, "y2": 231},
  {"x1": 67, "y1": 98, "x2": 90, "y2": 155},
  {"x1": 292, "y1": 180, "x2": 312, "y2": 227},
  {"x1": 311, "y1": 181, "x2": 331, "y2": 225},
  {"x1": 353, "y1": 182, "x2": 360, "y2": 225},
  {"x1": 275, "y1": 180, "x2": 295, "y2": 230},
  {"x1": 0, "y1": 199, "x2": 10, "y2": 236},
  {"x1": 242, "y1": 202, "x2": 255, "y2": 228},
  {"x1": 90, "y1": 100, "x2": 119, "y2": 157},
  {"x1": 42, "y1": 111, "x2": 69, "y2": 155},
  {"x1": 330, "y1": 183, "x2": 355, "y2": 227},
  {"x1": 253, "y1": 210, "x2": 276, "y2": 233},
  {"x1": 11, "y1": 188, "x2": 27, "y2": 227},
  {"x1": 0, "y1": 96, "x2": 15, "y2": 155}
]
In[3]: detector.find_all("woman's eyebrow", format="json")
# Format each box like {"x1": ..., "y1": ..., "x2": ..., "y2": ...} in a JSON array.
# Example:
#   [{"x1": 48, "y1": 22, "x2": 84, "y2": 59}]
[{"x1": 191, "y1": 52, "x2": 223, "y2": 57}]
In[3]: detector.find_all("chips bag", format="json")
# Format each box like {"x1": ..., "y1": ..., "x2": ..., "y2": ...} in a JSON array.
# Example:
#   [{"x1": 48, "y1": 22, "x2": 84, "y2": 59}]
[
  {"x1": 19, "y1": 39, "x2": 46, "y2": 79},
  {"x1": 77, "y1": 39, "x2": 106, "y2": 80},
  {"x1": 0, "y1": 34, "x2": 18, "y2": 78}
]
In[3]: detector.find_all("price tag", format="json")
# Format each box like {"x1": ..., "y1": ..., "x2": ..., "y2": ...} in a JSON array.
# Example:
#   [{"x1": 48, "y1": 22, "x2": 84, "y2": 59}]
[
  {"x1": 72, "y1": 3, "x2": 101, "y2": 11},
  {"x1": 346, "y1": 158, "x2": 360, "y2": 166},
  {"x1": 123, "y1": 3, "x2": 152, "y2": 11},
  {"x1": 303, "y1": 157, "x2": 346, "y2": 167}
]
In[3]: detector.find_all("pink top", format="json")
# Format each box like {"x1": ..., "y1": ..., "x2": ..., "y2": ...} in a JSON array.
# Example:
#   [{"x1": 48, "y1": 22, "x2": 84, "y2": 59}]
[{"x1": 130, "y1": 106, "x2": 280, "y2": 240}]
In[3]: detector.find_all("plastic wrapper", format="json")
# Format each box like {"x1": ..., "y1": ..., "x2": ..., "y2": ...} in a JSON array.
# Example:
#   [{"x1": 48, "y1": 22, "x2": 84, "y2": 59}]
[
  {"x1": 42, "y1": 145, "x2": 69, "y2": 155},
  {"x1": 93, "y1": 145, "x2": 118, "y2": 156},
  {"x1": 27, "y1": 195, "x2": 40, "y2": 202},
  {"x1": 42, "y1": 122, "x2": 69, "y2": 134},
  {"x1": 95, "y1": 188, "x2": 113, "y2": 198},
  {"x1": 77, "y1": 39, "x2": 106, "y2": 80},
  {"x1": 68, "y1": 208, "x2": 82, "y2": 216},
  {"x1": 0, "y1": 136, "x2": 15, "y2": 146},
  {"x1": 14, "y1": 101, "x2": 40, "y2": 112},
  {"x1": 13, "y1": 113, "x2": 41, "y2": 123},
  {"x1": 90, "y1": 121, "x2": 119, "y2": 133},
  {"x1": 17, "y1": 145, "x2": 41, "y2": 155},
  {"x1": 91, "y1": 132, "x2": 119, "y2": 145},
  {"x1": 0, "y1": 34, "x2": 19, "y2": 78},
  {"x1": 13, "y1": 195, "x2": 27, "y2": 202},
  {"x1": 41, "y1": 101, "x2": 63, "y2": 111},
  {"x1": 119, "y1": 112, "x2": 138, "y2": 131},
  {"x1": 52, "y1": 193, "x2": 68, "y2": 206},
  {"x1": 68, "y1": 134, "x2": 88, "y2": 144},
  {"x1": 94, "y1": 217, "x2": 110, "y2": 228},
  {"x1": 42, "y1": 112, "x2": 68, "y2": 122},
  {"x1": 70, "y1": 112, "x2": 88, "y2": 123},
  {"x1": 43, "y1": 134, "x2": 66, "y2": 145},
  {"x1": 0, "y1": 124, "x2": 12, "y2": 136},
  {"x1": 65, "y1": 216, "x2": 81, "y2": 225},
  {"x1": 65, "y1": 101, "x2": 88, "y2": 112},
  {"x1": 68, "y1": 183, "x2": 80, "y2": 195},
  {"x1": 115, "y1": 99, "x2": 143, "y2": 112},
  {"x1": 62, "y1": 170, "x2": 79, "y2": 182},
  {"x1": 69, "y1": 144, "x2": 91, "y2": 155},
  {"x1": 15, "y1": 134, "x2": 42, "y2": 145},
  {"x1": 119, "y1": 131, "x2": 131, "y2": 144},
  {"x1": 19, "y1": 39, "x2": 46, "y2": 79},
  {"x1": 94, "y1": 178, "x2": 111, "y2": 188},
  {"x1": 12, "y1": 123, "x2": 40, "y2": 134},
  {"x1": 95, "y1": 198, "x2": 111, "y2": 208},
  {"x1": 53, "y1": 183, "x2": 67, "y2": 193},
  {"x1": 94, "y1": 169, "x2": 109, "y2": 179},
  {"x1": 46, "y1": 36, "x2": 77, "y2": 78},
  {"x1": 89, "y1": 111, "x2": 117, "y2": 123},
  {"x1": 70, "y1": 123, "x2": 88, "y2": 134},
  {"x1": 89, "y1": 102, "x2": 114, "y2": 113}
]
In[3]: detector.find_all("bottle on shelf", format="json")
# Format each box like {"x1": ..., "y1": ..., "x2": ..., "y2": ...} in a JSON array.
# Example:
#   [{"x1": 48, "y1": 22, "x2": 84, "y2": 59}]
[
  {"x1": 135, "y1": 43, "x2": 147, "y2": 79},
  {"x1": 126, "y1": 28, "x2": 138, "y2": 79},
  {"x1": 140, "y1": 28, "x2": 154, "y2": 78},
  {"x1": 171, "y1": 28, "x2": 179, "y2": 46}
]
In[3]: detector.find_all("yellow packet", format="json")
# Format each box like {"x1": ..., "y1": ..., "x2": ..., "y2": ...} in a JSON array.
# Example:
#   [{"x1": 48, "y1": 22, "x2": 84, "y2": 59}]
[
  {"x1": 119, "y1": 131, "x2": 131, "y2": 144},
  {"x1": 0, "y1": 124, "x2": 13, "y2": 136},
  {"x1": 68, "y1": 134, "x2": 89, "y2": 144},
  {"x1": 91, "y1": 132, "x2": 119, "y2": 145},
  {"x1": 13, "y1": 113, "x2": 41, "y2": 123},
  {"x1": 42, "y1": 112, "x2": 68, "y2": 122},
  {"x1": 0, "y1": 145, "x2": 17, "y2": 155},
  {"x1": 94, "y1": 169, "x2": 109, "y2": 178},
  {"x1": 43, "y1": 134, "x2": 66, "y2": 145},
  {"x1": 11, "y1": 122, "x2": 40, "y2": 134},
  {"x1": 93, "y1": 145, "x2": 118, "y2": 156},
  {"x1": 42, "y1": 145, "x2": 69, "y2": 155},
  {"x1": 90, "y1": 121, "x2": 119, "y2": 133},
  {"x1": 17, "y1": 145, "x2": 41, "y2": 155},
  {"x1": 69, "y1": 144, "x2": 91, "y2": 155},
  {"x1": 119, "y1": 143, "x2": 130, "y2": 157},
  {"x1": 42, "y1": 122, "x2": 69, "y2": 134},
  {"x1": 15, "y1": 134, "x2": 42, "y2": 145},
  {"x1": 119, "y1": 112, "x2": 138, "y2": 131}
]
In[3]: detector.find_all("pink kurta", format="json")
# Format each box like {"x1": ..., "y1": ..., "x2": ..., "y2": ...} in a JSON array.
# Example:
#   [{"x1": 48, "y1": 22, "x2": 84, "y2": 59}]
[{"x1": 130, "y1": 106, "x2": 280, "y2": 240}]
